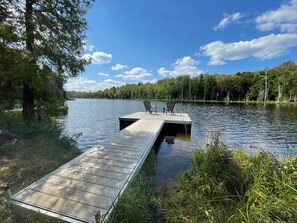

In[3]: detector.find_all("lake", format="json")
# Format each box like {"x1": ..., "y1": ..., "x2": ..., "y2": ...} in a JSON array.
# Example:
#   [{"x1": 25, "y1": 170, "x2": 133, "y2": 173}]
[{"x1": 58, "y1": 99, "x2": 297, "y2": 186}]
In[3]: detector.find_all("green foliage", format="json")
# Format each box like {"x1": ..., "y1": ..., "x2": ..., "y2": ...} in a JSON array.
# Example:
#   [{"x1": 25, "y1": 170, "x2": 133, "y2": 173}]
[
  {"x1": 108, "y1": 173, "x2": 152, "y2": 223},
  {"x1": 0, "y1": 112, "x2": 81, "y2": 222},
  {"x1": 238, "y1": 154, "x2": 297, "y2": 223},
  {"x1": 107, "y1": 137, "x2": 296, "y2": 223},
  {"x1": 0, "y1": 0, "x2": 93, "y2": 120},
  {"x1": 68, "y1": 61, "x2": 297, "y2": 103},
  {"x1": 107, "y1": 150, "x2": 157, "y2": 223},
  {"x1": 160, "y1": 136, "x2": 297, "y2": 223},
  {"x1": 1, "y1": 110, "x2": 296, "y2": 223},
  {"x1": 0, "y1": 196, "x2": 12, "y2": 223}
]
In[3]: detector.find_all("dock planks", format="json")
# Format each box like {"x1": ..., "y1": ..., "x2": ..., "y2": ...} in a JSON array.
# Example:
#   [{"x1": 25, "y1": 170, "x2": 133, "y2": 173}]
[
  {"x1": 11, "y1": 112, "x2": 191, "y2": 222},
  {"x1": 119, "y1": 112, "x2": 192, "y2": 124}
]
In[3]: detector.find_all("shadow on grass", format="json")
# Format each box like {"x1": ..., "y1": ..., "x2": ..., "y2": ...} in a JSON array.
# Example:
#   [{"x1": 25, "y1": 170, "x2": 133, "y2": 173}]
[{"x1": 0, "y1": 112, "x2": 81, "y2": 223}]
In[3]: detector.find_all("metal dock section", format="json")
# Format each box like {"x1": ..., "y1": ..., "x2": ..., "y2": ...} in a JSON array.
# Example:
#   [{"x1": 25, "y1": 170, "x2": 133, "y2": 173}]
[{"x1": 11, "y1": 112, "x2": 192, "y2": 222}]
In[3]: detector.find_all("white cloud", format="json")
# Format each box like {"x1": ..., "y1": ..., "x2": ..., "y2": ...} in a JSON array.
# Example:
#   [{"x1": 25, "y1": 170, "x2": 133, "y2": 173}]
[
  {"x1": 116, "y1": 67, "x2": 153, "y2": 81},
  {"x1": 255, "y1": 0, "x2": 297, "y2": 33},
  {"x1": 103, "y1": 79, "x2": 125, "y2": 87},
  {"x1": 200, "y1": 33, "x2": 297, "y2": 65},
  {"x1": 214, "y1": 12, "x2": 245, "y2": 31},
  {"x1": 82, "y1": 51, "x2": 112, "y2": 65},
  {"x1": 84, "y1": 44, "x2": 95, "y2": 52},
  {"x1": 64, "y1": 77, "x2": 126, "y2": 92},
  {"x1": 143, "y1": 79, "x2": 158, "y2": 84},
  {"x1": 111, "y1": 64, "x2": 128, "y2": 71},
  {"x1": 98, "y1": 72, "x2": 109, "y2": 77},
  {"x1": 158, "y1": 56, "x2": 203, "y2": 77}
]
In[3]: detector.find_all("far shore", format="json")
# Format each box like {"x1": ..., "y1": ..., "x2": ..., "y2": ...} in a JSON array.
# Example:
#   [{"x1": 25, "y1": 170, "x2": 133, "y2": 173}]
[{"x1": 69, "y1": 97, "x2": 297, "y2": 105}]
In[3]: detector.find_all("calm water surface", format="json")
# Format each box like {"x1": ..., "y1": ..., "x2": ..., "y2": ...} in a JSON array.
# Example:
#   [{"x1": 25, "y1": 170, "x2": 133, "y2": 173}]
[{"x1": 59, "y1": 99, "x2": 297, "y2": 185}]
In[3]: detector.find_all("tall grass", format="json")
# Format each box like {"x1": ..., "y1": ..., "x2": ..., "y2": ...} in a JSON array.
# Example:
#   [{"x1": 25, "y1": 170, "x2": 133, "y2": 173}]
[
  {"x1": 0, "y1": 112, "x2": 81, "y2": 223},
  {"x1": 107, "y1": 150, "x2": 157, "y2": 223},
  {"x1": 106, "y1": 133, "x2": 297, "y2": 222},
  {"x1": 160, "y1": 133, "x2": 297, "y2": 223},
  {"x1": 2, "y1": 112, "x2": 296, "y2": 223}
]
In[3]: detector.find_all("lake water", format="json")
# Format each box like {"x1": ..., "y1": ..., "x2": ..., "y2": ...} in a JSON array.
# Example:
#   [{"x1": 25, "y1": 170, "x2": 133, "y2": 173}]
[{"x1": 58, "y1": 99, "x2": 297, "y2": 186}]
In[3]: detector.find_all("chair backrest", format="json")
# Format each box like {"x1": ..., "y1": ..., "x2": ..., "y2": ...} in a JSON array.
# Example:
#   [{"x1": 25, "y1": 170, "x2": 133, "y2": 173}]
[
  {"x1": 143, "y1": 101, "x2": 151, "y2": 111},
  {"x1": 167, "y1": 101, "x2": 175, "y2": 111}
]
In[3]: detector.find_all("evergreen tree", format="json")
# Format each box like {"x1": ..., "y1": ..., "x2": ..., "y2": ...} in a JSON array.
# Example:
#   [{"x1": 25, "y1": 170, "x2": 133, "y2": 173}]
[{"x1": 2, "y1": 0, "x2": 93, "y2": 124}]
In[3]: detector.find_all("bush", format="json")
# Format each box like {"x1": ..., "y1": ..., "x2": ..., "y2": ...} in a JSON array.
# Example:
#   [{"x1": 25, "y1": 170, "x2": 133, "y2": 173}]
[{"x1": 161, "y1": 135, "x2": 297, "y2": 223}]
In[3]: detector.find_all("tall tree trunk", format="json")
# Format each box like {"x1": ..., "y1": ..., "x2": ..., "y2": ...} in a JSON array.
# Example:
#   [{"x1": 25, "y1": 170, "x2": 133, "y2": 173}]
[
  {"x1": 204, "y1": 83, "x2": 206, "y2": 100},
  {"x1": 277, "y1": 81, "x2": 282, "y2": 102},
  {"x1": 264, "y1": 70, "x2": 268, "y2": 101},
  {"x1": 22, "y1": 82, "x2": 35, "y2": 124},
  {"x1": 23, "y1": 0, "x2": 35, "y2": 124},
  {"x1": 181, "y1": 87, "x2": 184, "y2": 101},
  {"x1": 189, "y1": 84, "x2": 192, "y2": 100}
]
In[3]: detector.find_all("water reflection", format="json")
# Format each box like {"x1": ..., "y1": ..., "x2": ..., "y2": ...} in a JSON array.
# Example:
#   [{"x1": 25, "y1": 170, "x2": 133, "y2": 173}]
[
  {"x1": 59, "y1": 99, "x2": 297, "y2": 156},
  {"x1": 151, "y1": 135, "x2": 198, "y2": 187},
  {"x1": 186, "y1": 103, "x2": 297, "y2": 156}
]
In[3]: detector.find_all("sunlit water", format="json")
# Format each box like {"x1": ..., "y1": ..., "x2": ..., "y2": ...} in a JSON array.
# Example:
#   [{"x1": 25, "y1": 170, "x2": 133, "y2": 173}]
[{"x1": 58, "y1": 99, "x2": 297, "y2": 186}]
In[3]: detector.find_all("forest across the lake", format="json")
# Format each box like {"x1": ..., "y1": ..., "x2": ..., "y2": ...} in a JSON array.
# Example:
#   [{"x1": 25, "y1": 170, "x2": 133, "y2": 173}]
[{"x1": 68, "y1": 61, "x2": 297, "y2": 103}]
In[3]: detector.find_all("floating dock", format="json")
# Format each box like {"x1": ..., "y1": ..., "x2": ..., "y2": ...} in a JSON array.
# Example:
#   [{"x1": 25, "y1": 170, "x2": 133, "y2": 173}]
[{"x1": 10, "y1": 112, "x2": 192, "y2": 222}]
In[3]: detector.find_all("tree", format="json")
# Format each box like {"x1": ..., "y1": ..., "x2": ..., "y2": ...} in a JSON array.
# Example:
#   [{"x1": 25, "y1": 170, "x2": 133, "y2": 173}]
[
  {"x1": 216, "y1": 75, "x2": 233, "y2": 101},
  {"x1": 0, "y1": 2, "x2": 25, "y2": 110},
  {"x1": 274, "y1": 61, "x2": 297, "y2": 102},
  {"x1": 66, "y1": 61, "x2": 297, "y2": 103},
  {"x1": 3, "y1": 0, "x2": 93, "y2": 124},
  {"x1": 204, "y1": 75, "x2": 217, "y2": 100},
  {"x1": 239, "y1": 72, "x2": 256, "y2": 101},
  {"x1": 175, "y1": 75, "x2": 191, "y2": 101}
]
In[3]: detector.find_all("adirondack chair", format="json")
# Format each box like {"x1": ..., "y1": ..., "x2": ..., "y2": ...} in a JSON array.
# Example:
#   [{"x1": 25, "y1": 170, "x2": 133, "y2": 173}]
[
  {"x1": 143, "y1": 101, "x2": 157, "y2": 114},
  {"x1": 166, "y1": 101, "x2": 175, "y2": 115}
]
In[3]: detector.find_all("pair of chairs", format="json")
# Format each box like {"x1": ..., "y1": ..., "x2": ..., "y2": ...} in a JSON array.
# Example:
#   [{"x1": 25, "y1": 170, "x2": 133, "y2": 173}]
[{"x1": 143, "y1": 101, "x2": 175, "y2": 115}]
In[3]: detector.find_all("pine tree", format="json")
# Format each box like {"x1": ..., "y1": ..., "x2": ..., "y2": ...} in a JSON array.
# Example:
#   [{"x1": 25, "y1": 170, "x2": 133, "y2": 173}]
[{"x1": 2, "y1": 0, "x2": 93, "y2": 124}]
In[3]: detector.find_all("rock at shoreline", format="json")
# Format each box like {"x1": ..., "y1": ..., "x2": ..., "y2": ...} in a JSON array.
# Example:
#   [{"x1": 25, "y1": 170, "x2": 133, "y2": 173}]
[{"x1": 0, "y1": 130, "x2": 18, "y2": 144}]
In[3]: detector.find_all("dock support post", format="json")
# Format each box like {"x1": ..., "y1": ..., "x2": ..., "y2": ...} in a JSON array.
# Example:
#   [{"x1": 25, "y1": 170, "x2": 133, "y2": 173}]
[
  {"x1": 95, "y1": 210, "x2": 107, "y2": 223},
  {"x1": 4, "y1": 183, "x2": 12, "y2": 202},
  {"x1": 184, "y1": 124, "x2": 187, "y2": 135},
  {"x1": 95, "y1": 210, "x2": 101, "y2": 223}
]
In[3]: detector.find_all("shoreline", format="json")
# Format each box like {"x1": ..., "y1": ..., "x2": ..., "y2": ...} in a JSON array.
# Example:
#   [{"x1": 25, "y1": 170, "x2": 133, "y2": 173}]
[{"x1": 68, "y1": 97, "x2": 297, "y2": 105}]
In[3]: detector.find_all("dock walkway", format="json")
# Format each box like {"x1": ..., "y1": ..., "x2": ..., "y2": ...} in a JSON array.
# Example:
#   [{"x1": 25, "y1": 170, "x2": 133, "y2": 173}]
[{"x1": 11, "y1": 112, "x2": 191, "y2": 222}]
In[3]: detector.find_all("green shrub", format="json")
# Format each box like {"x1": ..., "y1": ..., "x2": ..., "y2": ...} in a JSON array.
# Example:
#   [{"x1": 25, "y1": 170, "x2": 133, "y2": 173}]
[
  {"x1": 238, "y1": 155, "x2": 297, "y2": 223},
  {"x1": 161, "y1": 135, "x2": 297, "y2": 223}
]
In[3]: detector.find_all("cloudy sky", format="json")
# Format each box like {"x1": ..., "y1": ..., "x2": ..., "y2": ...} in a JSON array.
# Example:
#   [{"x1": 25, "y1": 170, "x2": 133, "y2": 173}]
[{"x1": 65, "y1": 0, "x2": 297, "y2": 92}]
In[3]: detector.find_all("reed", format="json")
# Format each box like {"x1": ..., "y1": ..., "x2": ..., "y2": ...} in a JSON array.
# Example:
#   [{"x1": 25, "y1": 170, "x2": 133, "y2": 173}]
[{"x1": 160, "y1": 133, "x2": 297, "y2": 222}]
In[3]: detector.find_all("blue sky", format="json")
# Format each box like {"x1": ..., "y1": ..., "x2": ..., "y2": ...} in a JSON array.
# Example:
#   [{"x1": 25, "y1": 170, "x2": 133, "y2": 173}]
[{"x1": 65, "y1": 0, "x2": 297, "y2": 92}]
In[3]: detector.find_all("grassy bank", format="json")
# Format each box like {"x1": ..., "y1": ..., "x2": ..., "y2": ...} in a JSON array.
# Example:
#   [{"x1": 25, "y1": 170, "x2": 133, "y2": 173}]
[
  {"x1": 161, "y1": 135, "x2": 297, "y2": 222},
  {"x1": 1, "y1": 111, "x2": 296, "y2": 222},
  {"x1": 0, "y1": 112, "x2": 81, "y2": 223},
  {"x1": 111, "y1": 134, "x2": 297, "y2": 223}
]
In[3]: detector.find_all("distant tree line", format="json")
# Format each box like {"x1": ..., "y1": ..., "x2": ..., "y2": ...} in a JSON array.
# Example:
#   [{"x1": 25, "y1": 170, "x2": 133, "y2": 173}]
[{"x1": 68, "y1": 61, "x2": 297, "y2": 102}]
